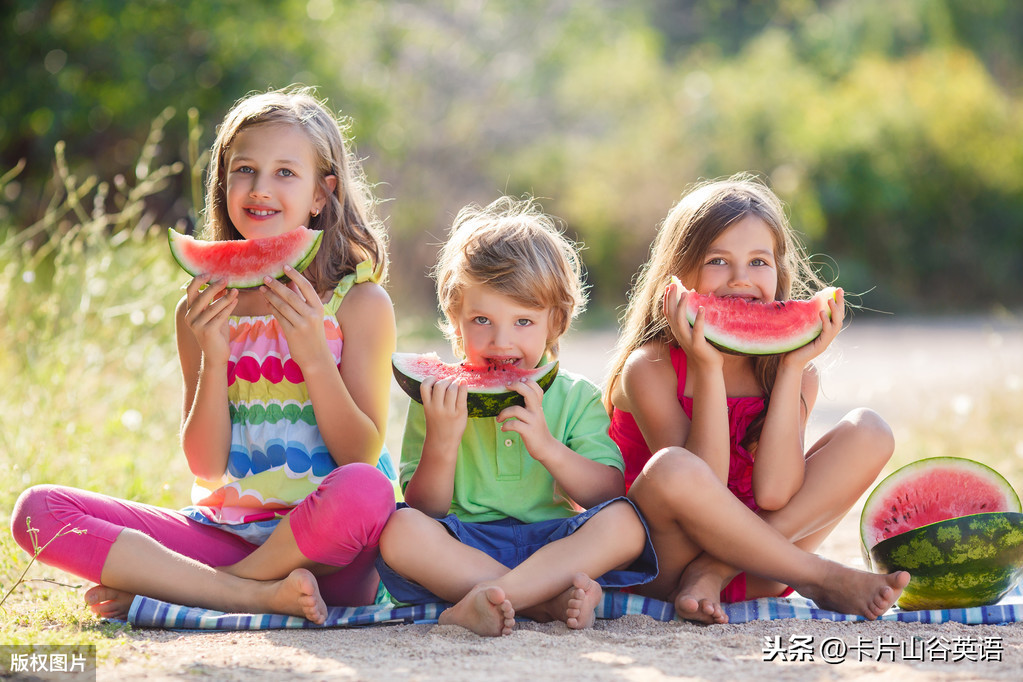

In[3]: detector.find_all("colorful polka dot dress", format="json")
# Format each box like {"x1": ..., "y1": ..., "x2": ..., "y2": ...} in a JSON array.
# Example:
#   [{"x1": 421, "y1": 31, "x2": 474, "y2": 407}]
[{"x1": 181, "y1": 261, "x2": 394, "y2": 543}]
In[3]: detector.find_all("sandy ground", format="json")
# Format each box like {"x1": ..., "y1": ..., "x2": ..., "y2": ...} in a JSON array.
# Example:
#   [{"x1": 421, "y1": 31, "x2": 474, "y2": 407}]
[{"x1": 99, "y1": 314, "x2": 1023, "y2": 681}]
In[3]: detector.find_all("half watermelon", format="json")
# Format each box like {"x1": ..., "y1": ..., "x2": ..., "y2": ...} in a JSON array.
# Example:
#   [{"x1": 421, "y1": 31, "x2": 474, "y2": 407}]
[
  {"x1": 679, "y1": 281, "x2": 838, "y2": 355},
  {"x1": 168, "y1": 226, "x2": 323, "y2": 288},
  {"x1": 860, "y1": 457, "x2": 1023, "y2": 610},
  {"x1": 392, "y1": 352, "x2": 559, "y2": 419}
]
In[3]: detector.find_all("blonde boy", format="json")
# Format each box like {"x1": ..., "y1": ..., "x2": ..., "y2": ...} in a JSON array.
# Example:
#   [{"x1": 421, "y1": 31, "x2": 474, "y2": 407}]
[{"x1": 377, "y1": 197, "x2": 656, "y2": 636}]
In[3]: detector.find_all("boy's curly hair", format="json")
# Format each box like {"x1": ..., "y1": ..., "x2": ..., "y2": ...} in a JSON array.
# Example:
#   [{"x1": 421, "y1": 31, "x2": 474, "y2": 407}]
[{"x1": 435, "y1": 196, "x2": 587, "y2": 359}]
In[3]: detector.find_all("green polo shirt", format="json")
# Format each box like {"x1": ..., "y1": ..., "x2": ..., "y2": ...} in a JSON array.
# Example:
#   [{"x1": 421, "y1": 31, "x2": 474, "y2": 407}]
[{"x1": 399, "y1": 370, "x2": 625, "y2": 523}]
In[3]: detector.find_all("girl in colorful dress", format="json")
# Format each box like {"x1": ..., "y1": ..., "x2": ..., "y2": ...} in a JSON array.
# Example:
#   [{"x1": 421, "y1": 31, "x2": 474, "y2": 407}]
[
  {"x1": 605, "y1": 173, "x2": 909, "y2": 623},
  {"x1": 11, "y1": 87, "x2": 396, "y2": 624}
]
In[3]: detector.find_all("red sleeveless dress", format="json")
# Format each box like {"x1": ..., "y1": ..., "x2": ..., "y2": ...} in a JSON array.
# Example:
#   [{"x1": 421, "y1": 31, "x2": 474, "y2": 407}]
[{"x1": 610, "y1": 346, "x2": 793, "y2": 602}]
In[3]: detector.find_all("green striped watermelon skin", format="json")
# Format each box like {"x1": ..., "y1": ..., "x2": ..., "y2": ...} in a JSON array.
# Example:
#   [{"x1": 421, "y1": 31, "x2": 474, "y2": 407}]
[
  {"x1": 392, "y1": 352, "x2": 559, "y2": 419},
  {"x1": 868, "y1": 511, "x2": 1023, "y2": 610},
  {"x1": 168, "y1": 226, "x2": 323, "y2": 288}
]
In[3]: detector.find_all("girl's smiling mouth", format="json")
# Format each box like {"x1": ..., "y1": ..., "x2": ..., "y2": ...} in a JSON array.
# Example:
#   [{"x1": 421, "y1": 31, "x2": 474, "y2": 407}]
[{"x1": 245, "y1": 207, "x2": 280, "y2": 218}]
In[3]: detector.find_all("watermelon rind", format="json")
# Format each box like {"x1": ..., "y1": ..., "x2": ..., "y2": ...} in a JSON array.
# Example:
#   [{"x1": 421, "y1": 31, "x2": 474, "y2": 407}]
[
  {"x1": 868, "y1": 511, "x2": 1023, "y2": 610},
  {"x1": 683, "y1": 287, "x2": 838, "y2": 356},
  {"x1": 859, "y1": 456, "x2": 1021, "y2": 553},
  {"x1": 168, "y1": 227, "x2": 323, "y2": 289},
  {"x1": 392, "y1": 352, "x2": 560, "y2": 419}
]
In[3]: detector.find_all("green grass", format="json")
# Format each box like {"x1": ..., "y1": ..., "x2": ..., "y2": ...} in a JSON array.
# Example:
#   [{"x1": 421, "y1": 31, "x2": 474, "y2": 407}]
[{"x1": 1, "y1": 122, "x2": 187, "y2": 645}]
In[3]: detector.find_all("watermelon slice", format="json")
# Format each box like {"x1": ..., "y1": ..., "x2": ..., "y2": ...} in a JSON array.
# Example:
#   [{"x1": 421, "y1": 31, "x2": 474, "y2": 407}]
[
  {"x1": 860, "y1": 457, "x2": 1023, "y2": 610},
  {"x1": 678, "y1": 280, "x2": 838, "y2": 355},
  {"x1": 168, "y1": 226, "x2": 323, "y2": 288},
  {"x1": 860, "y1": 457, "x2": 1021, "y2": 550},
  {"x1": 392, "y1": 352, "x2": 559, "y2": 419}
]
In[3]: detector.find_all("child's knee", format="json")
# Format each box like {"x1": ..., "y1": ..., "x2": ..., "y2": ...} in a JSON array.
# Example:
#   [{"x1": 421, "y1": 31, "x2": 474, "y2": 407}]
[
  {"x1": 10, "y1": 485, "x2": 57, "y2": 553},
  {"x1": 319, "y1": 463, "x2": 396, "y2": 522},
  {"x1": 843, "y1": 408, "x2": 895, "y2": 462},
  {"x1": 348, "y1": 463, "x2": 399, "y2": 517},
  {"x1": 598, "y1": 501, "x2": 648, "y2": 556},
  {"x1": 379, "y1": 507, "x2": 431, "y2": 561},
  {"x1": 291, "y1": 465, "x2": 397, "y2": 559},
  {"x1": 637, "y1": 447, "x2": 715, "y2": 501}
]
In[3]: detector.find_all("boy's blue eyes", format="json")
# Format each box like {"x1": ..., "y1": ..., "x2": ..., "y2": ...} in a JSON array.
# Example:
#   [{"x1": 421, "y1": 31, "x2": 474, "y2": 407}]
[{"x1": 472, "y1": 316, "x2": 533, "y2": 326}]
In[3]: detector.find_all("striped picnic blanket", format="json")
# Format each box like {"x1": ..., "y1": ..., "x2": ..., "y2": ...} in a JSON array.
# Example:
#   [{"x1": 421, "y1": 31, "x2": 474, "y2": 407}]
[{"x1": 127, "y1": 584, "x2": 1023, "y2": 630}]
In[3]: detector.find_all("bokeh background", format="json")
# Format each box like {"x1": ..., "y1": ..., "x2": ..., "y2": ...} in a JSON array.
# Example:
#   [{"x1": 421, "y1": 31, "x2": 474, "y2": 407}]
[{"x1": 4, "y1": 0, "x2": 1023, "y2": 324}]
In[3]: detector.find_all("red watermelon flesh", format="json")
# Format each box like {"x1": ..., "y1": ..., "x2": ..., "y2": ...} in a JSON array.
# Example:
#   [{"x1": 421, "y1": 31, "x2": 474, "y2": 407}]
[
  {"x1": 392, "y1": 352, "x2": 559, "y2": 418},
  {"x1": 393, "y1": 352, "x2": 553, "y2": 390},
  {"x1": 680, "y1": 282, "x2": 838, "y2": 355},
  {"x1": 168, "y1": 226, "x2": 323, "y2": 289},
  {"x1": 860, "y1": 457, "x2": 1021, "y2": 550}
]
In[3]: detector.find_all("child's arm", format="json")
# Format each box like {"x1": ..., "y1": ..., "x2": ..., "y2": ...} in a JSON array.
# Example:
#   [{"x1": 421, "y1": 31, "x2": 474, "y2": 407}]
[
  {"x1": 753, "y1": 289, "x2": 844, "y2": 509},
  {"x1": 617, "y1": 280, "x2": 732, "y2": 483},
  {"x1": 615, "y1": 342, "x2": 730, "y2": 484},
  {"x1": 663, "y1": 283, "x2": 731, "y2": 481},
  {"x1": 615, "y1": 342, "x2": 688, "y2": 449},
  {"x1": 402, "y1": 378, "x2": 469, "y2": 517},
  {"x1": 261, "y1": 267, "x2": 395, "y2": 467},
  {"x1": 499, "y1": 379, "x2": 624, "y2": 508},
  {"x1": 175, "y1": 276, "x2": 238, "y2": 480}
]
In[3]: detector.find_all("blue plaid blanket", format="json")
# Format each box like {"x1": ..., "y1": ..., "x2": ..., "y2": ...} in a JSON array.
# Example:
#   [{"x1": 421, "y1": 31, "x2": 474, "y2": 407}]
[{"x1": 127, "y1": 584, "x2": 1023, "y2": 630}]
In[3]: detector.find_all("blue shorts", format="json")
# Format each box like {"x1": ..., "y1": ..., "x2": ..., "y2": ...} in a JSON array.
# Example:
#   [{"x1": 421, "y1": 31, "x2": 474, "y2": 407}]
[{"x1": 376, "y1": 497, "x2": 658, "y2": 605}]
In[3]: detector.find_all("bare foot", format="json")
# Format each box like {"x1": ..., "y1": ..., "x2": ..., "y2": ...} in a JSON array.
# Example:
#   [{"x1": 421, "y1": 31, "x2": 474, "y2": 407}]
[
  {"x1": 563, "y1": 573, "x2": 602, "y2": 630},
  {"x1": 798, "y1": 562, "x2": 910, "y2": 619},
  {"x1": 265, "y1": 568, "x2": 327, "y2": 624},
  {"x1": 85, "y1": 585, "x2": 135, "y2": 620},
  {"x1": 439, "y1": 584, "x2": 516, "y2": 637},
  {"x1": 672, "y1": 565, "x2": 729, "y2": 624}
]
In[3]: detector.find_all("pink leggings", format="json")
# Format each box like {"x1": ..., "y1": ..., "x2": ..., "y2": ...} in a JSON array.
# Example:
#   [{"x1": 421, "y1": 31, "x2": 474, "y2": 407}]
[{"x1": 10, "y1": 462, "x2": 395, "y2": 607}]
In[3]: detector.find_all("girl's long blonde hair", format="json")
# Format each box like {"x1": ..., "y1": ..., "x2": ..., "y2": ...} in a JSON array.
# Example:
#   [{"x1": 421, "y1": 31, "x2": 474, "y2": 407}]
[
  {"x1": 604, "y1": 173, "x2": 828, "y2": 449},
  {"x1": 203, "y1": 85, "x2": 387, "y2": 296}
]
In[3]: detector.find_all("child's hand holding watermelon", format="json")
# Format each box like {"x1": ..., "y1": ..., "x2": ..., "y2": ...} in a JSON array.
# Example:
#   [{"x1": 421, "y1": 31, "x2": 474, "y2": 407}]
[
  {"x1": 777, "y1": 286, "x2": 844, "y2": 370},
  {"x1": 258, "y1": 264, "x2": 332, "y2": 371},
  {"x1": 497, "y1": 378, "x2": 558, "y2": 465},
  {"x1": 663, "y1": 275, "x2": 724, "y2": 371},
  {"x1": 419, "y1": 375, "x2": 470, "y2": 454},
  {"x1": 181, "y1": 273, "x2": 239, "y2": 367}
]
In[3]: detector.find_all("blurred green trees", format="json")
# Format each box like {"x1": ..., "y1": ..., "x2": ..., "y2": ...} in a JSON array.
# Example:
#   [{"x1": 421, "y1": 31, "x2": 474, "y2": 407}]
[{"x1": 3, "y1": 0, "x2": 1022, "y2": 316}]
